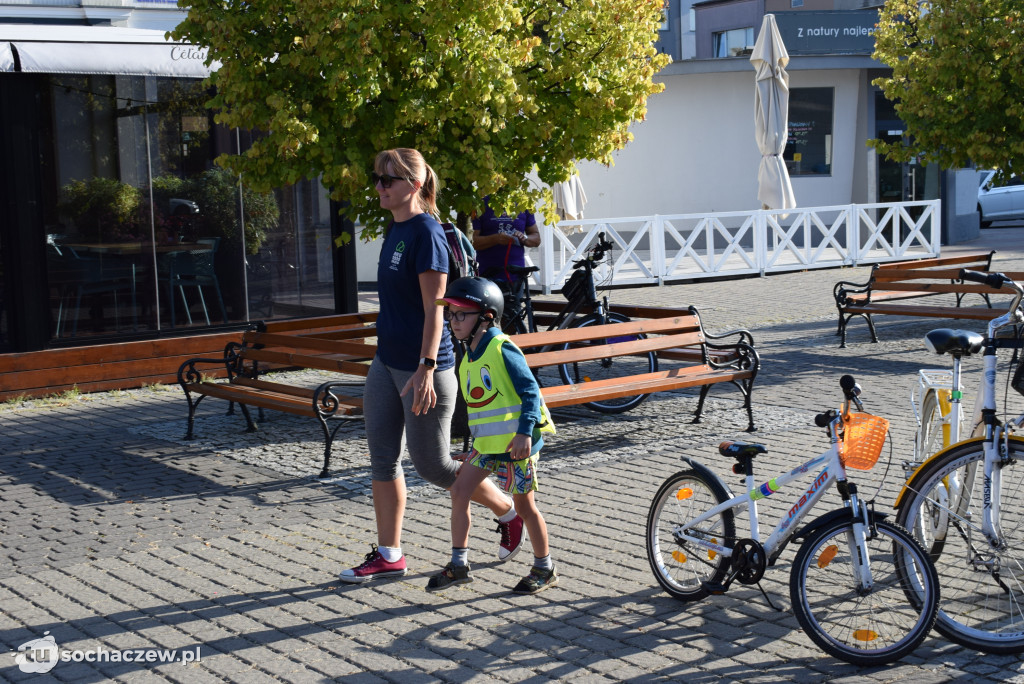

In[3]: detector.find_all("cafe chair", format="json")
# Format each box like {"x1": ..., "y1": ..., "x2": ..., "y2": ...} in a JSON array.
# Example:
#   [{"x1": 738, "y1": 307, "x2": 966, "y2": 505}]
[
  {"x1": 48, "y1": 242, "x2": 137, "y2": 337},
  {"x1": 160, "y1": 237, "x2": 227, "y2": 327}
]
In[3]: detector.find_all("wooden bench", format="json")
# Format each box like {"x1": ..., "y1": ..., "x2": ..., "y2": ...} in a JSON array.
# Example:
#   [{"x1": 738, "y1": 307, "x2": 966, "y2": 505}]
[
  {"x1": 177, "y1": 312, "x2": 377, "y2": 478},
  {"x1": 509, "y1": 305, "x2": 759, "y2": 431},
  {"x1": 833, "y1": 251, "x2": 1005, "y2": 347}
]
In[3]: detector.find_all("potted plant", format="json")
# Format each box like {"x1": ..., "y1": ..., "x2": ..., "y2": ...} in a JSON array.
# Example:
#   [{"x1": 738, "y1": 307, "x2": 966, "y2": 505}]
[
  {"x1": 151, "y1": 168, "x2": 279, "y2": 255},
  {"x1": 58, "y1": 177, "x2": 143, "y2": 243}
]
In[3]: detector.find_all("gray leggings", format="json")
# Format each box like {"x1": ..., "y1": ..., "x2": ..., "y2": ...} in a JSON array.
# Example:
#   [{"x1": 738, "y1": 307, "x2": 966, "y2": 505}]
[{"x1": 364, "y1": 358, "x2": 459, "y2": 489}]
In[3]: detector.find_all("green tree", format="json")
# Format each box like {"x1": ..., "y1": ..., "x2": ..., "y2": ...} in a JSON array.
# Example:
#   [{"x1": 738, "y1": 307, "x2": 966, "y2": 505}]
[
  {"x1": 171, "y1": 0, "x2": 669, "y2": 238},
  {"x1": 871, "y1": 0, "x2": 1024, "y2": 177}
]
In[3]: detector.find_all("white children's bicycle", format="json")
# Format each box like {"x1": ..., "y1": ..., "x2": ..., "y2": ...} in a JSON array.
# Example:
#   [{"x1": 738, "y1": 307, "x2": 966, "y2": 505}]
[
  {"x1": 647, "y1": 376, "x2": 939, "y2": 666},
  {"x1": 896, "y1": 269, "x2": 1024, "y2": 654}
]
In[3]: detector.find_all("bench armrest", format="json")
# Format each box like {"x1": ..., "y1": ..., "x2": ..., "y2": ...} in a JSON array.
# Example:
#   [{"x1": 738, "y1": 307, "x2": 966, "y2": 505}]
[
  {"x1": 312, "y1": 380, "x2": 361, "y2": 418},
  {"x1": 705, "y1": 340, "x2": 760, "y2": 375},
  {"x1": 833, "y1": 278, "x2": 873, "y2": 307},
  {"x1": 177, "y1": 342, "x2": 246, "y2": 386},
  {"x1": 702, "y1": 326, "x2": 755, "y2": 348}
]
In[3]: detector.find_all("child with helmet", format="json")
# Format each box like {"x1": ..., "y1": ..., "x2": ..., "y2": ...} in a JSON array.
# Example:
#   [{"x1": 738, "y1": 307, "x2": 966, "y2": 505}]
[{"x1": 432, "y1": 276, "x2": 558, "y2": 594}]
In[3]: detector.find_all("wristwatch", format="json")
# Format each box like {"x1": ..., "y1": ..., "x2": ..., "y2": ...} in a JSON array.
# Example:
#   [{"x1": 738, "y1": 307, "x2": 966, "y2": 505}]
[{"x1": 419, "y1": 357, "x2": 436, "y2": 369}]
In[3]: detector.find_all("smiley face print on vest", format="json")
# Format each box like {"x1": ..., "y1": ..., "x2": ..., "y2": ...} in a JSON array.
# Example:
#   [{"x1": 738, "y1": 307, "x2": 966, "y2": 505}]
[{"x1": 465, "y1": 365, "x2": 502, "y2": 408}]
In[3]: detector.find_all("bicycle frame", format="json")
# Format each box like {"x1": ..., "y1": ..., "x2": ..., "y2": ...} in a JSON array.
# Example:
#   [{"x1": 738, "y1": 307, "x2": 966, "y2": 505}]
[
  {"x1": 900, "y1": 274, "x2": 1024, "y2": 548},
  {"x1": 675, "y1": 411, "x2": 876, "y2": 589}
]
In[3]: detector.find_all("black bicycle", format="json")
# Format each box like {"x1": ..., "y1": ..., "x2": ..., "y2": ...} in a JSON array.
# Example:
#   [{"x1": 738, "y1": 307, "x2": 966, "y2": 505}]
[{"x1": 484, "y1": 233, "x2": 657, "y2": 414}]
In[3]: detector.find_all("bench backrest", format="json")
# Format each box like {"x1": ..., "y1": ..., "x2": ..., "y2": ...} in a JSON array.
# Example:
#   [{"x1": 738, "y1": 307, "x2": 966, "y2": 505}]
[
  {"x1": 874, "y1": 251, "x2": 993, "y2": 273},
  {"x1": 510, "y1": 315, "x2": 706, "y2": 369},
  {"x1": 869, "y1": 252, "x2": 1007, "y2": 295},
  {"x1": 237, "y1": 316, "x2": 378, "y2": 377}
]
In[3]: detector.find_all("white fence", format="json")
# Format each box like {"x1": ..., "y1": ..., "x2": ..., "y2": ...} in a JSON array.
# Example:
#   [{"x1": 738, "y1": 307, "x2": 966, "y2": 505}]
[{"x1": 533, "y1": 200, "x2": 941, "y2": 294}]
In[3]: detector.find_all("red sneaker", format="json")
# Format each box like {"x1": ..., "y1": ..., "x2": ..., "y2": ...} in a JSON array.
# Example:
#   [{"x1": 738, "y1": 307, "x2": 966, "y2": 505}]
[
  {"x1": 339, "y1": 545, "x2": 407, "y2": 583},
  {"x1": 496, "y1": 514, "x2": 524, "y2": 562}
]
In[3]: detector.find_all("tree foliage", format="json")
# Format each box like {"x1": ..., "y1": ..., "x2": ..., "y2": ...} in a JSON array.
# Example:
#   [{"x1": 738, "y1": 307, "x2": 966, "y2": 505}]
[
  {"x1": 871, "y1": 0, "x2": 1024, "y2": 177},
  {"x1": 172, "y1": 0, "x2": 669, "y2": 238}
]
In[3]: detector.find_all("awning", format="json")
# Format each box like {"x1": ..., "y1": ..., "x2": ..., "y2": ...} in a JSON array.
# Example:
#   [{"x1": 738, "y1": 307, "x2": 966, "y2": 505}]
[{"x1": 0, "y1": 25, "x2": 218, "y2": 78}]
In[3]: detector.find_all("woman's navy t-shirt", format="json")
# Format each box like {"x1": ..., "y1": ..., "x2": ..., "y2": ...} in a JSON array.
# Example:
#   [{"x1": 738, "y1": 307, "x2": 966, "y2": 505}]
[{"x1": 376, "y1": 213, "x2": 455, "y2": 372}]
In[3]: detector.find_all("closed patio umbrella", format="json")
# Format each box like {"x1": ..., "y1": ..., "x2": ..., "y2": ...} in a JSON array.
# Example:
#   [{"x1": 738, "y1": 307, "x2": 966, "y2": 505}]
[
  {"x1": 552, "y1": 174, "x2": 588, "y2": 233},
  {"x1": 750, "y1": 14, "x2": 796, "y2": 211}
]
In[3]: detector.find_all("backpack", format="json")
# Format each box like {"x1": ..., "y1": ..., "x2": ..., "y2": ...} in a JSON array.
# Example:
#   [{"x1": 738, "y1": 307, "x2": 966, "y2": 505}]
[
  {"x1": 442, "y1": 222, "x2": 477, "y2": 279},
  {"x1": 440, "y1": 222, "x2": 477, "y2": 448}
]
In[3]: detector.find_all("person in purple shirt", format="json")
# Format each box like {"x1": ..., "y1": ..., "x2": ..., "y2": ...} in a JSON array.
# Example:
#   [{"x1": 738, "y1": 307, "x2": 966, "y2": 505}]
[
  {"x1": 338, "y1": 148, "x2": 525, "y2": 584},
  {"x1": 472, "y1": 198, "x2": 540, "y2": 282}
]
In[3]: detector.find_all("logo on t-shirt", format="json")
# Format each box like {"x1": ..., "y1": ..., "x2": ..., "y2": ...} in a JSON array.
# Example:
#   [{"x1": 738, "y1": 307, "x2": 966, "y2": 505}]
[{"x1": 390, "y1": 240, "x2": 405, "y2": 271}]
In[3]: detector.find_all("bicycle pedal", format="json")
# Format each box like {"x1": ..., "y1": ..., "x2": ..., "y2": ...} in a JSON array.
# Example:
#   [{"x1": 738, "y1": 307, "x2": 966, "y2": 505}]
[{"x1": 703, "y1": 583, "x2": 728, "y2": 595}]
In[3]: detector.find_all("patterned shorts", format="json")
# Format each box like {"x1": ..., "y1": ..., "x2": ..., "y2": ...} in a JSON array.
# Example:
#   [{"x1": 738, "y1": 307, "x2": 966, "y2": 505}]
[{"x1": 467, "y1": 451, "x2": 540, "y2": 494}]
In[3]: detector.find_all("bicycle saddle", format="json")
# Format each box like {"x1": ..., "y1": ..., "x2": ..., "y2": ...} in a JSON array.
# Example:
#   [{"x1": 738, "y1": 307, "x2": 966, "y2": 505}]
[
  {"x1": 924, "y1": 328, "x2": 984, "y2": 357},
  {"x1": 506, "y1": 264, "x2": 539, "y2": 275},
  {"x1": 719, "y1": 441, "x2": 767, "y2": 459}
]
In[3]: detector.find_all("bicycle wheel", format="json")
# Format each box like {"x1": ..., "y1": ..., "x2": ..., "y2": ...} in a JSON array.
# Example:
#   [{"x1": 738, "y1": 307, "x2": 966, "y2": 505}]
[
  {"x1": 558, "y1": 312, "x2": 658, "y2": 414},
  {"x1": 646, "y1": 469, "x2": 735, "y2": 601},
  {"x1": 896, "y1": 439, "x2": 1024, "y2": 653},
  {"x1": 790, "y1": 518, "x2": 939, "y2": 666}
]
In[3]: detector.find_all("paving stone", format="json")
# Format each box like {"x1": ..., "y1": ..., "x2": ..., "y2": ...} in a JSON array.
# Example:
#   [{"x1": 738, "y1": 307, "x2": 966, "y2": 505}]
[{"x1": 3, "y1": 236, "x2": 1024, "y2": 681}]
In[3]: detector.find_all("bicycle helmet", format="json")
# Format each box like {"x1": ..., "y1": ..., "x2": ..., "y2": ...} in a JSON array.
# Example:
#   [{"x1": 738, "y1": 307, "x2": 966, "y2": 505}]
[{"x1": 437, "y1": 277, "x2": 505, "y2": 322}]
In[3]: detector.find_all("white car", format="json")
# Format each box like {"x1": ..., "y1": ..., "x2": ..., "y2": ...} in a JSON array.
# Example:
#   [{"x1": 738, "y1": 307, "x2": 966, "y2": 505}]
[{"x1": 978, "y1": 170, "x2": 1024, "y2": 227}]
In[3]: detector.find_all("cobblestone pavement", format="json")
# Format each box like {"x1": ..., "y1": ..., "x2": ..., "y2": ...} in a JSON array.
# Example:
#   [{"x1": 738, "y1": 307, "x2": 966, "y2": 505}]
[{"x1": 4, "y1": 226, "x2": 1024, "y2": 682}]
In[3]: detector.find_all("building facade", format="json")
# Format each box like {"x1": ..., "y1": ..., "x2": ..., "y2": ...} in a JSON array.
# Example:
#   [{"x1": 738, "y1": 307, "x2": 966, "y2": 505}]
[
  {"x1": 582, "y1": 0, "x2": 980, "y2": 249},
  {"x1": 0, "y1": 2, "x2": 357, "y2": 355}
]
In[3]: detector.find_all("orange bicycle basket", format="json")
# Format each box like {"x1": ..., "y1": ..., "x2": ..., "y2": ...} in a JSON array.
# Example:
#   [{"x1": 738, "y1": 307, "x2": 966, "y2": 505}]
[{"x1": 841, "y1": 413, "x2": 889, "y2": 470}]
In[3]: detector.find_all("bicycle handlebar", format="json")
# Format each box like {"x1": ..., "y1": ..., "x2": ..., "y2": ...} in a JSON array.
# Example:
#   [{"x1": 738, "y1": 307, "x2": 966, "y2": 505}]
[
  {"x1": 960, "y1": 268, "x2": 1013, "y2": 291},
  {"x1": 814, "y1": 375, "x2": 864, "y2": 427},
  {"x1": 572, "y1": 231, "x2": 615, "y2": 268}
]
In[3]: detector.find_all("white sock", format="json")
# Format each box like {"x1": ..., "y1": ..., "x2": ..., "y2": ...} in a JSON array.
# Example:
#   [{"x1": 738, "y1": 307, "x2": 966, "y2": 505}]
[
  {"x1": 534, "y1": 554, "x2": 552, "y2": 570},
  {"x1": 497, "y1": 500, "x2": 517, "y2": 523},
  {"x1": 378, "y1": 545, "x2": 402, "y2": 562}
]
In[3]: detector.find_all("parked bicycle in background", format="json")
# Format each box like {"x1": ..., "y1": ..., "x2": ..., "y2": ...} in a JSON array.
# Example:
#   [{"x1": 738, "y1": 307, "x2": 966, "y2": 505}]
[
  {"x1": 483, "y1": 232, "x2": 657, "y2": 414},
  {"x1": 896, "y1": 269, "x2": 1024, "y2": 654}
]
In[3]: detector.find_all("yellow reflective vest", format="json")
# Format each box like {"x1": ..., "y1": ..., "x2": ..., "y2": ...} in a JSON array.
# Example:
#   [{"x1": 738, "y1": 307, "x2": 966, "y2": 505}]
[{"x1": 459, "y1": 333, "x2": 555, "y2": 456}]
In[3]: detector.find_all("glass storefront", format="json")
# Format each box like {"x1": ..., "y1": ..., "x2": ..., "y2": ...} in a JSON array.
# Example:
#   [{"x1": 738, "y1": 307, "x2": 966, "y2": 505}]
[{"x1": 38, "y1": 74, "x2": 335, "y2": 342}]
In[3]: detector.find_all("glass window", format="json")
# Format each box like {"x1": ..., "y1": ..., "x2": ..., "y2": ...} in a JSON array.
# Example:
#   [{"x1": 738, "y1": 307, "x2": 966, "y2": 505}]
[
  {"x1": 42, "y1": 74, "x2": 335, "y2": 343},
  {"x1": 713, "y1": 27, "x2": 754, "y2": 58},
  {"x1": 785, "y1": 87, "x2": 834, "y2": 177}
]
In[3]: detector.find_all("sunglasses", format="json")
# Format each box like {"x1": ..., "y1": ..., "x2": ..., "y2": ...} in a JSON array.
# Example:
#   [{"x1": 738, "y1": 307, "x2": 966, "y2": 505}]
[
  {"x1": 443, "y1": 308, "x2": 482, "y2": 323},
  {"x1": 371, "y1": 172, "x2": 414, "y2": 189}
]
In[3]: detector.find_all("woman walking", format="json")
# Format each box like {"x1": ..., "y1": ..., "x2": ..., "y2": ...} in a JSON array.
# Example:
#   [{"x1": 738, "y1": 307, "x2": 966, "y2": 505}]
[{"x1": 339, "y1": 148, "x2": 524, "y2": 582}]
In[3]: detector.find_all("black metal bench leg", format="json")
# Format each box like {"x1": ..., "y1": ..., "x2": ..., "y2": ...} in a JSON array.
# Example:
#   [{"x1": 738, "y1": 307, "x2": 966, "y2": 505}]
[
  {"x1": 317, "y1": 415, "x2": 339, "y2": 479},
  {"x1": 692, "y1": 385, "x2": 711, "y2": 424},
  {"x1": 865, "y1": 313, "x2": 878, "y2": 343},
  {"x1": 238, "y1": 403, "x2": 258, "y2": 432},
  {"x1": 742, "y1": 381, "x2": 756, "y2": 432},
  {"x1": 184, "y1": 395, "x2": 198, "y2": 440}
]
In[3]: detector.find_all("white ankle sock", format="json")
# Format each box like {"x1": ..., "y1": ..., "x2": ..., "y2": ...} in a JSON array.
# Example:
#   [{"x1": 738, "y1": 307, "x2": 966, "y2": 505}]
[
  {"x1": 497, "y1": 501, "x2": 517, "y2": 523},
  {"x1": 378, "y1": 545, "x2": 402, "y2": 562}
]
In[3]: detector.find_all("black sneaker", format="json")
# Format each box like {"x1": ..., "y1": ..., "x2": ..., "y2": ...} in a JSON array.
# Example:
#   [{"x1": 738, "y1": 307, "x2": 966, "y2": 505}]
[
  {"x1": 426, "y1": 563, "x2": 472, "y2": 592},
  {"x1": 512, "y1": 565, "x2": 558, "y2": 595}
]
